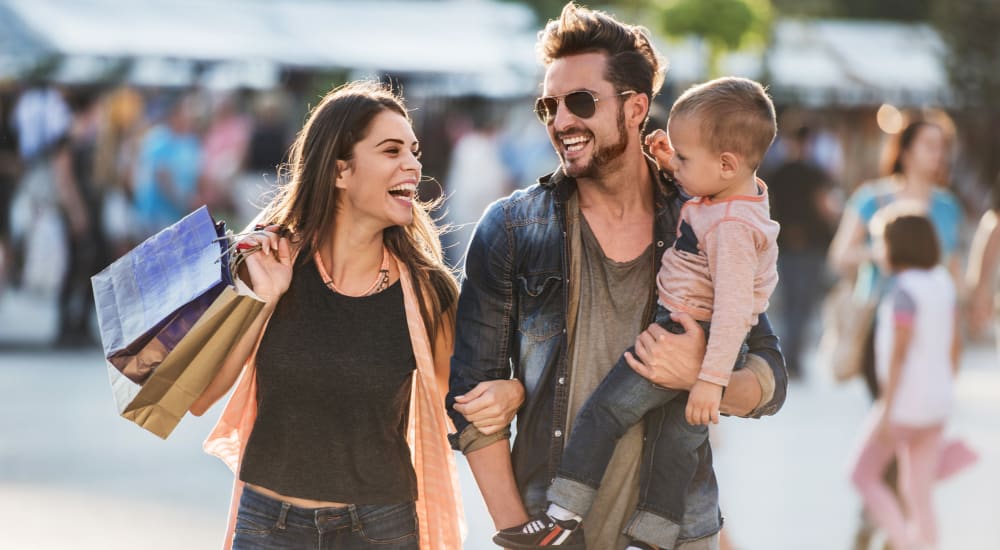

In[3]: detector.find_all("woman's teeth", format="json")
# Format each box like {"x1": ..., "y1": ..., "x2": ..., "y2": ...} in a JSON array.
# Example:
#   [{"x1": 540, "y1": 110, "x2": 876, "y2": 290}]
[{"x1": 388, "y1": 183, "x2": 416, "y2": 198}]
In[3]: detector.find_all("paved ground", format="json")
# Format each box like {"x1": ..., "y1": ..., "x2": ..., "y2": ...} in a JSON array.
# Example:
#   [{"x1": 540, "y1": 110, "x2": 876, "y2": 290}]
[{"x1": 1, "y1": 288, "x2": 996, "y2": 549}]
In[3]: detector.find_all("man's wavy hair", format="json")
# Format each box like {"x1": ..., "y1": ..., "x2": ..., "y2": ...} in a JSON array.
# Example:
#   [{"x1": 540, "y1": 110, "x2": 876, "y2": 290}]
[{"x1": 537, "y1": 2, "x2": 667, "y2": 128}]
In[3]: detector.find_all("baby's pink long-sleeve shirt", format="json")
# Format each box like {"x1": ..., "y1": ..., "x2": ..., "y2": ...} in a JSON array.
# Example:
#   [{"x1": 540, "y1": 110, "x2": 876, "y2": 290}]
[{"x1": 655, "y1": 180, "x2": 779, "y2": 386}]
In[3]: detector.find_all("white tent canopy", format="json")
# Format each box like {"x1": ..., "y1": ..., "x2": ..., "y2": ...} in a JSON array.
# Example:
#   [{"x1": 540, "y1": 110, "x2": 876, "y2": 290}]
[
  {"x1": 1, "y1": 0, "x2": 541, "y2": 95},
  {"x1": 766, "y1": 19, "x2": 949, "y2": 106}
]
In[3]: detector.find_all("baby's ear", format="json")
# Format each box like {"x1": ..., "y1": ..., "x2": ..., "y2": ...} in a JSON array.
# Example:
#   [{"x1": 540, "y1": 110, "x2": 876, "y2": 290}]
[{"x1": 719, "y1": 152, "x2": 740, "y2": 178}]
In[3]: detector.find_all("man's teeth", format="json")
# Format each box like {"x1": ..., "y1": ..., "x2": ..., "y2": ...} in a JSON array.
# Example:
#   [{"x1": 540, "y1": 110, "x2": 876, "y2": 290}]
[{"x1": 562, "y1": 135, "x2": 589, "y2": 152}]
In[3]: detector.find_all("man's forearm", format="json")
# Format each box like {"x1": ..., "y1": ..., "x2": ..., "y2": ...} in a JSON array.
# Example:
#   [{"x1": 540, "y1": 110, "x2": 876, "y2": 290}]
[
  {"x1": 466, "y1": 438, "x2": 529, "y2": 529},
  {"x1": 718, "y1": 366, "x2": 763, "y2": 417}
]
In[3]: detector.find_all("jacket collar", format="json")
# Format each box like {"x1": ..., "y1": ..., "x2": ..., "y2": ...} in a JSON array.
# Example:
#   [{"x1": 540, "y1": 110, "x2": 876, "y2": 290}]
[{"x1": 538, "y1": 155, "x2": 678, "y2": 209}]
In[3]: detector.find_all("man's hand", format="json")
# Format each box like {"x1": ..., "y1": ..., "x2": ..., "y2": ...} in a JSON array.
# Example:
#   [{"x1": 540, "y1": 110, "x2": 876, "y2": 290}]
[
  {"x1": 453, "y1": 379, "x2": 525, "y2": 435},
  {"x1": 624, "y1": 311, "x2": 705, "y2": 391},
  {"x1": 686, "y1": 380, "x2": 722, "y2": 425},
  {"x1": 644, "y1": 129, "x2": 674, "y2": 172}
]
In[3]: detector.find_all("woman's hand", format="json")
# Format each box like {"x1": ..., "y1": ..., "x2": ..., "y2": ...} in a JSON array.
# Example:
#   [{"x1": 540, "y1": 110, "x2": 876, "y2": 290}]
[
  {"x1": 875, "y1": 403, "x2": 894, "y2": 443},
  {"x1": 452, "y1": 379, "x2": 525, "y2": 436},
  {"x1": 238, "y1": 225, "x2": 293, "y2": 303},
  {"x1": 624, "y1": 312, "x2": 705, "y2": 391},
  {"x1": 968, "y1": 284, "x2": 995, "y2": 337}
]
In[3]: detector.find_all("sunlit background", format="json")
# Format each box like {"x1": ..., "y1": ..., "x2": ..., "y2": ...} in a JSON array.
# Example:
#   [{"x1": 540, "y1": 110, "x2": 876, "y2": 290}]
[{"x1": 1, "y1": 0, "x2": 998, "y2": 548}]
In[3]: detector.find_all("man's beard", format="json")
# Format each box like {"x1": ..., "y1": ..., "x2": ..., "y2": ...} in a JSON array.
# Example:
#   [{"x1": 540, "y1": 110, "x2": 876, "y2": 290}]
[{"x1": 562, "y1": 107, "x2": 628, "y2": 179}]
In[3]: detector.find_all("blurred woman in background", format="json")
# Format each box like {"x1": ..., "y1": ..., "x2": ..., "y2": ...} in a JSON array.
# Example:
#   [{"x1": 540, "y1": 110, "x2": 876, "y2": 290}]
[{"x1": 827, "y1": 120, "x2": 963, "y2": 396}]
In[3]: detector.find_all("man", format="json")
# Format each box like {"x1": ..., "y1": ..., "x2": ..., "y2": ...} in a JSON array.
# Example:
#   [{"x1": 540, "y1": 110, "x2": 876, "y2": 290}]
[
  {"x1": 765, "y1": 124, "x2": 838, "y2": 378},
  {"x1": 133, "y1": 94, "x2": 201, "y2": 237},
  {"x1": 446, "y1": 4, "x2": 787, "y2": 548}
]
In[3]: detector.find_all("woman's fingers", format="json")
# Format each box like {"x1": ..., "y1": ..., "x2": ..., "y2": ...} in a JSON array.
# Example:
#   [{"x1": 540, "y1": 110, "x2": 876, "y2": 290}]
[
  {"x1": 276, "y1": 236, "x2": 291, "y2": 265},
  {"x1": 238, "y1": 226, "x2": 284, "y2": 257}
]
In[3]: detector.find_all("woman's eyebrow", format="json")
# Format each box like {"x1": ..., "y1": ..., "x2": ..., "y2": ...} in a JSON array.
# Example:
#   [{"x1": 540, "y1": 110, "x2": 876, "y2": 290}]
[{"x1": 376, "y1": 138, "x2": 405, "y2": 147}]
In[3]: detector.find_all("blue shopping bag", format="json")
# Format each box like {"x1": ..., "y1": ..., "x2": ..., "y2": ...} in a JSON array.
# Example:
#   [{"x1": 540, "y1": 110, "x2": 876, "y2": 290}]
[
  {"x1": 92, "y1": 206, "x2": 268, "y2": 438},
  {"x1": 92, "y1": 206, "x2": 233, "y2": 384}
]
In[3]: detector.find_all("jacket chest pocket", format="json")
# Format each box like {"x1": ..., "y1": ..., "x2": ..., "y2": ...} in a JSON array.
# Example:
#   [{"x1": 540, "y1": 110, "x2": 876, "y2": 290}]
[{"x1": 516, "y1": 272, "x2": 563, "y2": 341}]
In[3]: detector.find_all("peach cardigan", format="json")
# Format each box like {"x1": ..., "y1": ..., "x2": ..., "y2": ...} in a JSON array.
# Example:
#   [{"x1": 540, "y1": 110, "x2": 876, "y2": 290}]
[{"x1": 203, "y1": 254, "x2": 466, "y2": 549}]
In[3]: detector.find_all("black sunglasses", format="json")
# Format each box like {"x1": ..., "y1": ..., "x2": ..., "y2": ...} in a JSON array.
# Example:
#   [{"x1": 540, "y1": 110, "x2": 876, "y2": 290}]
[{"x1": 534, "y1": 90, "x2": 637, "y2": 124}]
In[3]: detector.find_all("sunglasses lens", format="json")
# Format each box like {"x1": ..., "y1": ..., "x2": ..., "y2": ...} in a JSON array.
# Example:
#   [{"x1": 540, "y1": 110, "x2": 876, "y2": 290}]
[
  {"x1": 534, "y1": 92, "x2": 598, "y2": 124},
  {"x1": 534, "y1": 98, "x2": 548, "y2": 123},
  {"x1": 535, "y1": 97, "x2": 560, "y2": 123},
  {"x1": 565, "y1": 91, "x2": 597, "y2": 119}
]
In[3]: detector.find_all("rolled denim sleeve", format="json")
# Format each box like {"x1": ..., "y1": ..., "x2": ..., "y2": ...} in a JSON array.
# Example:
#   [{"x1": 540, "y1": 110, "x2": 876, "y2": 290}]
[
  {"x1": 741, "y1": 311, "x2": 787, "y2": 418},
  {"x1": 446, "y1": 202, "x2": 518, "y2": 451}
]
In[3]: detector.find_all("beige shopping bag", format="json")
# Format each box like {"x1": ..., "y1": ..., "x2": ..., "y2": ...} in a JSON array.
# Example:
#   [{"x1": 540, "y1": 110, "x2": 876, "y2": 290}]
[{"x1": 108, "y1": 283, "x2": 265, "y2": 439}]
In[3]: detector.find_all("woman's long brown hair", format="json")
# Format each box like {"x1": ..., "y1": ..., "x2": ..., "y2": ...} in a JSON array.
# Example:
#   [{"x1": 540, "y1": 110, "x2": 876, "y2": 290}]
[{"x1": 260, "y1": 80, "x2": 457, "y2": 343}]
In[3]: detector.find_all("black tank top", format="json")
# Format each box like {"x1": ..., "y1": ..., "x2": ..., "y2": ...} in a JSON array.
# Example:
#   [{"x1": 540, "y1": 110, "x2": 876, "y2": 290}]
[{"x1": 239, "y1": 259, "x2": 417, "y2": 503}]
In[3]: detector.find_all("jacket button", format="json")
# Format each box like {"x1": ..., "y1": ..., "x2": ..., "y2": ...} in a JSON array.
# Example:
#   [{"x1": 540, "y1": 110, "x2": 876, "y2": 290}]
[
  {"x1": 657, "y1": 240, "x2": 665, "y2": 247},
  {"x1": 554, "y1": 430, "x2": 563, "y2": 438}
]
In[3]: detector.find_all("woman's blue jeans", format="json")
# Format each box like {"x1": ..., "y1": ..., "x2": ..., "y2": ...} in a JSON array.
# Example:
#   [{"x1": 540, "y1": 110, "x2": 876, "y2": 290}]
[{"x1": 232, "y1": 486, "x2": 419, "y2": 550}]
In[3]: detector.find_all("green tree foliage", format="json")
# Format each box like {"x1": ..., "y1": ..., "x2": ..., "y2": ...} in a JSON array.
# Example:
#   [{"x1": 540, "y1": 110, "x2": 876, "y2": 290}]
[
  {"x1": 932, "y1": 0, "x2": 1000, "y2": 194},
  {"x1": 769, "y1": 0, "x2": 930, "y2": 20},
  {"x1": 657, "y1": 0, "x2": 772, "y2": 77}
]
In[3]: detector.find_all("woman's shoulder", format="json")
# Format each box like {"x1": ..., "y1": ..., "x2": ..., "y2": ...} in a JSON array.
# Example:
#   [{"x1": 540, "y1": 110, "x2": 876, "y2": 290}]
[
  {"x1": 848, "y1": 177, "x2": 894, "y2": 215},
  {"x1": 929, "y1": 187, "x2": 962, "y2": 212}
]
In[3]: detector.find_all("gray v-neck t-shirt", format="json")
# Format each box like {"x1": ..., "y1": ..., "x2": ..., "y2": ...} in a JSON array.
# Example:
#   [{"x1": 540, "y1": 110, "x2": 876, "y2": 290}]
[{"x1": 566, "y1": 204, "x2": 654, "y2": 549}]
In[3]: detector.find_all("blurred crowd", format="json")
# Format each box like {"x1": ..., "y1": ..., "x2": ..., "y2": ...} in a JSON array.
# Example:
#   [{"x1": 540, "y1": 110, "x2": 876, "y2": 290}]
[
  {"x1": 2, "y1": 77, "x2": 997, "y2": 357},
  {"x1": 2, "y1": 77, "x2": 997, "y2": 366},
  {"x1": 0, "y1": 82, "x2": 302, "y2": 347},
  {"x1": 0, "y1": 79, "x2": 560, "y2": 348}
]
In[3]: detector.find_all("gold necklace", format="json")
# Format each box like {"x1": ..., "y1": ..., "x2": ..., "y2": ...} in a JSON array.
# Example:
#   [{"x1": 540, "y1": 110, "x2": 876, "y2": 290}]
[{"x1": 314, "y1": 247, "x2": 390, "y2": 296}]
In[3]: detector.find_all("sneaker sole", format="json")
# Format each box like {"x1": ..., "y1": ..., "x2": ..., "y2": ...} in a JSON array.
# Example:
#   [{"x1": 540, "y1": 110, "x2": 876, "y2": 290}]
[{"x1": 491, "y1": 533, "x2": 585, "y2": 550}]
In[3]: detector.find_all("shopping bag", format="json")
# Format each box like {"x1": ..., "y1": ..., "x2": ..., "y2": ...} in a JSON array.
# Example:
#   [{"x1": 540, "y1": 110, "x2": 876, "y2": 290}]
[
  {"x1": 106, "y1": 279, "x2": 265, "y2": 438},
  {"x1": 92, "y1": 205, "x2": 266, "y2": 438},
  {"x1": 816, "y1": 279, "x2": 877, "y2": 382},
  {"x1": 92, "y1": 206, "x2": 232, "y2": 383}
]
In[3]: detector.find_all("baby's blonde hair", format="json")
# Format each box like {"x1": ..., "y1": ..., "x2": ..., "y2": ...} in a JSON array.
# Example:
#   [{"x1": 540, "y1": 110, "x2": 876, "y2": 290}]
[{"x1": 670, "y1": 77, "x2": 776, "y2": 170}]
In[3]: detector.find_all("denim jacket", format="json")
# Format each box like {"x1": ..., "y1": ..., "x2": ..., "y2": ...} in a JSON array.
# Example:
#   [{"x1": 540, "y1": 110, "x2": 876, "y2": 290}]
[{"x1": 447, "y1": 161, "x2": 787, "y2": 535}]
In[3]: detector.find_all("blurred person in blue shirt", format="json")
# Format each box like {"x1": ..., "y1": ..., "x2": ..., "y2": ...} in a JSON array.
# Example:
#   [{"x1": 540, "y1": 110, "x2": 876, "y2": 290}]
[{"x1": 133, "y1": 94, "x2": 201, "y2": 235}]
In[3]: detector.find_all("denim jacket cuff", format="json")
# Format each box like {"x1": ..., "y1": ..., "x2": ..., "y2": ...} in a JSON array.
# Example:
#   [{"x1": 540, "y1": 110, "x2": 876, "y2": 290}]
[
  {"x1": 743, "y1": 354, "x2": 775, "y2": 418},
  {"x1": 455, "y1": 424, "x2": 511, "y2": 455}
]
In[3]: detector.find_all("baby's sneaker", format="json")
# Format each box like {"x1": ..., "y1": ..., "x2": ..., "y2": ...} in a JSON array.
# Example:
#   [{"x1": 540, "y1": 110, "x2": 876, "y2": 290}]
[{"x1": 492, "y1": 512, "x2": 585, "y2": 549}]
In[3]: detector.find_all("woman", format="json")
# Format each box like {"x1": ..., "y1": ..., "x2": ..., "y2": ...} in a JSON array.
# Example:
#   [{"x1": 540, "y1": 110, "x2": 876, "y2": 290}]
[
  {"x1": 827, "y1": 120, "x2": 963, "y2": 397},
  {"x1": 189, "y1": 81, "x2": 501, "y2": 549},
  {"x1": 828, "y1": 120, "x2": 963, "y2": 550}
]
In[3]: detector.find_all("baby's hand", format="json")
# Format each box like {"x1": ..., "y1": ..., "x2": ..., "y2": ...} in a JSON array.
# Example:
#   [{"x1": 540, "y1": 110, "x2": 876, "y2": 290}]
[
  {"x1": 685, "y1": 380, "x2": 723, "y2": 425},
  {"x1": 644, "y1": 129, "x2": 674, "y2": 171}
]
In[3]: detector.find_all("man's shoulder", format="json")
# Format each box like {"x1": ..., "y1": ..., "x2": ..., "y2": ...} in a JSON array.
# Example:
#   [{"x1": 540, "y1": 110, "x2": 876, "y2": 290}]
[{"x1": 489, "y1": 177, "x2": 561, "y2": 220}]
